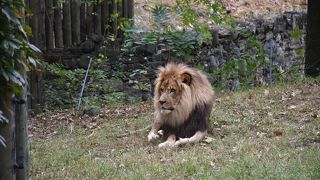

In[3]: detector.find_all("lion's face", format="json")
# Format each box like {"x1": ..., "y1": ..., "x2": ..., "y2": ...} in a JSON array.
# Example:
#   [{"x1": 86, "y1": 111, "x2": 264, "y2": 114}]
[{"x1": 158, "y1": 78, "x2": 183, "y2": 114}]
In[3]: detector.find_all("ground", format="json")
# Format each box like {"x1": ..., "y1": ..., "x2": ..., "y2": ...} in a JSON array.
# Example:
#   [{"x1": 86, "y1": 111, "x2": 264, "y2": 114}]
[
  {"x1": 134, "y1": 0, "x2": 307, "y2": 27},
  {"x1": 30, "y1": 2, "x2": 313, "y2": 178},
  {"x1": 30, "y1": 78, "x2": 320, "y2": 179}
]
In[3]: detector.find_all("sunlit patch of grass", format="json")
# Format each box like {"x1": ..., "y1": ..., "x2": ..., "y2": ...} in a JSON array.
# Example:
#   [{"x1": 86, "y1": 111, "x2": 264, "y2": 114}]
[{"x1": 31, "y1": 78, "x2": 320, "y2": 179}]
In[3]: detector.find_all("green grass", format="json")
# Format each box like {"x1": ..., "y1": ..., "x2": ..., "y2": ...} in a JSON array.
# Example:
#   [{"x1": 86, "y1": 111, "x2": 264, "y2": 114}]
[{"x1": 30, "y1": 79, "x2": 320, "y2": 179}]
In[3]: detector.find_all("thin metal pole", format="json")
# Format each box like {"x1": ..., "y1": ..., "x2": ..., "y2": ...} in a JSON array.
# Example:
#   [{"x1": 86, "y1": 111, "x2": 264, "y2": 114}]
[
  {"x1": 77, "y1": 56, "x2": 93, "y2": 110},
  {"x1": 269, "y1": 40, "x2": 273, "y2": 84}
]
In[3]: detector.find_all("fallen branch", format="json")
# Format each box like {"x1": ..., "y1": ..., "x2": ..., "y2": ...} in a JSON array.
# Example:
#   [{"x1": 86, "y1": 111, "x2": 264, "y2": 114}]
[{"x1": 115, "y1": 124, "x2": 152, "y2": 138}]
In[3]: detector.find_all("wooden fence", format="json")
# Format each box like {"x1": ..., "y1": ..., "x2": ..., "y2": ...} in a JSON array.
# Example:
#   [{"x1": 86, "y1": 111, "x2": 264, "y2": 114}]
[
  {"x1": 25, "y1": 0, "x2": 133, "y2": 51},
  {"x1": 25, "y1": 0, "x2": 134, "y2": 112}
]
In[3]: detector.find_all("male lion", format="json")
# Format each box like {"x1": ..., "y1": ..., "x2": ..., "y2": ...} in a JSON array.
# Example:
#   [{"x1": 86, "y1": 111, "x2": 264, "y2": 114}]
[{"x1": 148, "y1": 63, "x2": 215, "y2": 148}]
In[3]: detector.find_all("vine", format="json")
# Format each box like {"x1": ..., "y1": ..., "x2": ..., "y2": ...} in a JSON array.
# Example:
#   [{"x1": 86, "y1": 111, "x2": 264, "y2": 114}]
[{"x1": 0, "y1": 0, "x2": 39, "y2": 146}]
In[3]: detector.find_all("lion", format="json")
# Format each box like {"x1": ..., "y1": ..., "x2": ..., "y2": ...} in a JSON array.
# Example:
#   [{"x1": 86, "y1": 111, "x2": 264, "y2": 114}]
[{"x1": 147, "y1": 62, "x2": 215, "y2": 148}]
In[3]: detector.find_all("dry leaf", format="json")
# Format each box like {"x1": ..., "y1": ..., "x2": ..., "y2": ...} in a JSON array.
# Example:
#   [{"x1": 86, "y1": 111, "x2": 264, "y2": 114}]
[
  {"x1": 273, "y1": 130, "x2": 283, "y2": 136},
  {"x1": 203, "y1": 136, "x2": 214, "y2": 144},
  {"x1": 288, "y1": 105, "x2": 296, "y2": 109}
]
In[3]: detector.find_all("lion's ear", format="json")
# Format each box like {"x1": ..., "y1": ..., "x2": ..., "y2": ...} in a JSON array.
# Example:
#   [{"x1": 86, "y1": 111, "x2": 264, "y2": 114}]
[{"x1": 181, "y1": 73, "x2": 192, "y2": 86}]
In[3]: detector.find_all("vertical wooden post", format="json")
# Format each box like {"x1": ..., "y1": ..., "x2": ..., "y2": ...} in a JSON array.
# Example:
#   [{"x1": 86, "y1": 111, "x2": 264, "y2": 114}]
[
  {"x1": 71, "y1": 1, "x2": 81, "y2": 45},
  {"x1": 25, "y1": 0, "x2": 30, "y2": 25},
  {"x1": 86, "y1": 4, "x2": 94, "y2": 36},
  {"x1": 63, "y1": 0, "x2": 72, "y2": 47},
  {"x1": 0, "y1": 91, "x2": 15, "y2": 180},
  {"x1": 45, "y1": 0, "x2": 54, "y2": 50},
  {"x1": 94, "y1": 3, "x2": 102, "y2": 36},
  {"x1": 101, "y1": 1, "x2": 106, "y2": 35},
  {"x1": 80, "y1": 3, "x2": 86, "y2": 41},
  {"x1": 305, "y1": 0, "x2": 320, "y2": 77},
  {"x1": 39, "y1": 1, "x2": 47, "y2": 50},
  {"x1": 16, "y1": 3, "x2": 30, "y2": 178},
  {"x1": 112, "y1": 0, "x2": 118, "y2": 38},
  {"x1": 105, "y1": 1, "x2": 111, "y2": 35},
  {"x1": 30, "y1": 0, "x2": 39, "y2": 44},
  {"x1": 122, "y1": 0, "x2": 128, "y2": 18},
  {"x1": 15, "y1": 71, "x2": 29, "y2": 180},
  {"x1": 29, "y1": 0, "x2": 44, "y2": 113},
  {"x1": 127, "y1": 0, "x2": 134, "y2": 19},
  {"x1": 53, "y1": 0, "x2": 64, "y2": 48}
]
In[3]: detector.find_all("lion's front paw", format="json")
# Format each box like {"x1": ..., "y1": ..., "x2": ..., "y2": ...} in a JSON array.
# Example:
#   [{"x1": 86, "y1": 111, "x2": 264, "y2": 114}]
[
  {"x1": 158, "y1": 141, "x2": 175, "y2": 148},
  {"x1": 174, "y1": 138, "x2": 190, "y2": 147},
  {"x1": 148, "y1": 132, "x2": 160, "y2": 142}
]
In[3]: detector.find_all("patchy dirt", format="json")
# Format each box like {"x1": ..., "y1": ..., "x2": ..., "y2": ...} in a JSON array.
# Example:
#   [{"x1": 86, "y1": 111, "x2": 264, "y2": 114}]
[
  {"x1": 28, "y1": 103, "x2": 152, "y2": 139},
  {"x1": 30, "y1": 79, "x2": 320, "y2": 179},
  {"x1": 134, "y1": 0, "x2": 307, "y2": 27},
  {"x1": 29, "y1": 79, "x2": 320, "y2": 141},
  {"x1": 220, "y1": 0, "x2": 307, "y2": 19}
]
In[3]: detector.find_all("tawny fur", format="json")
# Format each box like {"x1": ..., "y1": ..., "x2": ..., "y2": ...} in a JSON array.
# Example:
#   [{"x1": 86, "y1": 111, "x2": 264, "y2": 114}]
[
  {"x1": 154, "y1": 63, "x2": 214, "y2": 126},
  {"x1": 149, "y1": 62, "x2": 215, "y2": 147}
]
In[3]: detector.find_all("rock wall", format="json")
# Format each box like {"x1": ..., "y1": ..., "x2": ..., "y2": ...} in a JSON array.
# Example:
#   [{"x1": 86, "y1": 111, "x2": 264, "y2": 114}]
[
  {"x1": 204, "y1": 11, "x2": 306, "y2": 73},
  {"x1": 114, "y1": 11, "x2": 306, "y2": 93}
]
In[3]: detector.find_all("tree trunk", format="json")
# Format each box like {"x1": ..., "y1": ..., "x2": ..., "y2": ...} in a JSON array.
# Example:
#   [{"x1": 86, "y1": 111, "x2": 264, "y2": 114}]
[
  {"x1": 15, "y1": 70, "x2": 29, "y2": 180},
  {"x1": 45, "y1": 0, "x2": 54, "y2": 50},
  {"x1": 0, "y1": 90, "x2": 15, "y2": 180},
  {"x1": 63, "y1": 0, "x2": 72, "y2": 47},
  {"x1": 53, "y1": 0, "x2": 63, "y2": 48},
  {"x1": 71, "y1": 1, "x2": 81, "y2": 45},
  {"x1": 94, "y1": 3, "x2": 102, "y2": 36},
  {"x1": 305, "y1": 0, "x2": 320, "y2": 77},
  {"x1": 80, "y1": 3, "x2": 86, "y2": 41}
]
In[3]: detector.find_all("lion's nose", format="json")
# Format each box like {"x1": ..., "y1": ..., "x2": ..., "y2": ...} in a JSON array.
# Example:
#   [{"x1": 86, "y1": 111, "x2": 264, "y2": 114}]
[{"x1": 159, "y1": 100, "x2": 166, "y2": 105}]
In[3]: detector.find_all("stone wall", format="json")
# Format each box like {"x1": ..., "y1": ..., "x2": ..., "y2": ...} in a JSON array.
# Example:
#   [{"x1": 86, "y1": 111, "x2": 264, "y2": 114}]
[
  {"x1": 204, "y1": 11, "x2": 306, "y2": 74},
  {"x1": 113, "y1": 11, "x2": 306, "y2": 94}
]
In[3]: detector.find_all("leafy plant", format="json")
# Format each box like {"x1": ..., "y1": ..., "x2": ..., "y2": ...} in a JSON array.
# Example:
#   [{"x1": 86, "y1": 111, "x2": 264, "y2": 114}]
[
  {"x1": 121, "y1": 3, "x2": 212, "y2": 60},
  {"x1": 0, "y1": 0, "x2": 40, "y2": 94},
  {"x1": 291, "y1": 26, "x2": 303, "y2": 40},
  {"x1": 0, "y1": 0, "x2": 40, "y2": 147}
]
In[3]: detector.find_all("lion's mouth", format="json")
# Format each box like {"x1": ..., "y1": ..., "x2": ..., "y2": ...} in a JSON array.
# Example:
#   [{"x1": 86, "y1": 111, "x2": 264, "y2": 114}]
[{"x1": 161, "y1": 107, "x2": 174, "y2": 112}]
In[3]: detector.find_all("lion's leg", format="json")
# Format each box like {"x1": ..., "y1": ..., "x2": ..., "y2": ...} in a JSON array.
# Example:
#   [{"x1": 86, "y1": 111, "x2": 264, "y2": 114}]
[
  {"x1": 174, "y1": 131, "x2": 207, "y2": 147},
  {"x1": 158, "y1": 134, "x2": 176, "y2": 148},
  {"x1": 148, "y1": 118, "x2": 162, "y2": 142}
]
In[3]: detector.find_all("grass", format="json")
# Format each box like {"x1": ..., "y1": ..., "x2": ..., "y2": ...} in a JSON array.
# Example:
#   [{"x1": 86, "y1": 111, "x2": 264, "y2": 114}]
[{"x1": 30, "y1": 78, "x2": 320, "y2": 179}]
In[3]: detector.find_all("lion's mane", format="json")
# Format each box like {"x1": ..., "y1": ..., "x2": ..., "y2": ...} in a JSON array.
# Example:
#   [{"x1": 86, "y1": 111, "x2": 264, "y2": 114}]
[{"x1": 154, "y1": 63, "x2": 215, "y2": 138}]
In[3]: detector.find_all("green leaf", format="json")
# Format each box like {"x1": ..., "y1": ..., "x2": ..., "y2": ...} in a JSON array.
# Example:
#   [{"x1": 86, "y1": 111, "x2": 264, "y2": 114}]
[
  {"x1": 0, "y1": 135, "x2": 6, "y2": 148},
  {"x1": 295, "y1": 48, "x2": 305, "y2": 56},
  {"x1": 1, "y1": 8, "x2": 20, "y2": 24},
  {"x1": 28, "y1": 56, "x2": 37, "y2": 67},
  {"x1": 27, "y1": 43, "x2": 42, "y2": 54},
  {"x1": 0, "y1": 110, "x2": 9, "y2": 124},
  {"x1": 1, "y1": 71, "x2": 10, "y2": 81},
  {"x1": 18, "y1": 23, "x2": 27, "y2": 38},
  {"x1": 8, "y1": 70, "x2": 25, "y2": 87}
]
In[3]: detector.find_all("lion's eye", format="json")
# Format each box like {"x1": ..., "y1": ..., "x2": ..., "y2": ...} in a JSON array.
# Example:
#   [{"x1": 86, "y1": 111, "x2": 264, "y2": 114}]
[
  {"x1": 169, "y1": 88, "x2": 175, "y2": 96},
  {"x1": 160, "y1": 88, "x2": 164, "y2": 93}
]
